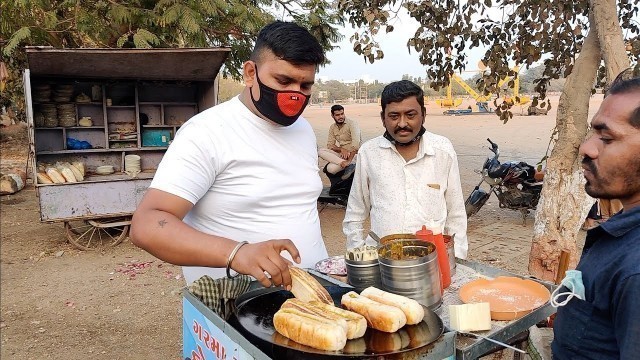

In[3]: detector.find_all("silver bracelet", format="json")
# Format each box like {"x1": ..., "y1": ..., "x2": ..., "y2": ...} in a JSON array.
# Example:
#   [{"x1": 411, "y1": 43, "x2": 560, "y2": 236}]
[{"x1": 226, "y1": 241, "x2": 249, "y2": 278}]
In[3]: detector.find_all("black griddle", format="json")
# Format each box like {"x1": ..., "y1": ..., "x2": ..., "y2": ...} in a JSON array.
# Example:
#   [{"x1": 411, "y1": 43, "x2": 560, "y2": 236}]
[{"x1": 231, "y1": 285, "x2": 444, "y2": 359}]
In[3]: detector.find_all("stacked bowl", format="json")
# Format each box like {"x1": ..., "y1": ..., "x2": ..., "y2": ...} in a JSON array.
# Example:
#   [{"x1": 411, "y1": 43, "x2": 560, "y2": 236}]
[
  {"x1": 57, "y1": 104, "x2": 77, "y2": 127},
  {"x1": 53, "y1": 84, "x2": 74, "y2": 102}
]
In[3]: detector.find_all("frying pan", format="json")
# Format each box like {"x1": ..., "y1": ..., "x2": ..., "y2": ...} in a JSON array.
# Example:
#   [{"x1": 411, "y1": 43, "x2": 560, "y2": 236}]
[{"x1": 232, "y1": 285, "x2": 444, "y2": 359}]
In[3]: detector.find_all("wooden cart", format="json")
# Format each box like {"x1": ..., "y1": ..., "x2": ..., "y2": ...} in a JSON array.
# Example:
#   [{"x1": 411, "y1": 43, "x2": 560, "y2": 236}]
[{"x1": 24, "y1": 47, "x2": 229, "y2": 250}]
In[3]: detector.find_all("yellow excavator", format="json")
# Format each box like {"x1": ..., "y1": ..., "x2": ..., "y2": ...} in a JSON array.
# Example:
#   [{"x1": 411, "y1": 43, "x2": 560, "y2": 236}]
[
  {"x1": 438, "y1": 67, "x2": 530, "y2": 115},
  {"x1": 434, "y1": 82, "x2": 463, "y2": 108},
  {"x1": 443, "y1": 74, "x2": 494, "y2": 115},
  {"x1": 501, "y1": 67, "x2": 530, "y2": 106}
]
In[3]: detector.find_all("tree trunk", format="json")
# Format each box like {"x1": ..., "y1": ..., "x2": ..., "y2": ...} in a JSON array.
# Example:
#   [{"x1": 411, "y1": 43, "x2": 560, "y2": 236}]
[
  {"x1": 591, "y1": 0, "x2": 630, "y2": 83},
  {"x1": 528, "y1": 28, "x2": 601, "y2": 281}
]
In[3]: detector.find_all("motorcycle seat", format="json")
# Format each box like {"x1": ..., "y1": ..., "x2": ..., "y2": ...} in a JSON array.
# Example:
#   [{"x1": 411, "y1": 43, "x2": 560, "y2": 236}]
[{"x1": 524, "y1": 180, "x2": 544, "y2": 187}]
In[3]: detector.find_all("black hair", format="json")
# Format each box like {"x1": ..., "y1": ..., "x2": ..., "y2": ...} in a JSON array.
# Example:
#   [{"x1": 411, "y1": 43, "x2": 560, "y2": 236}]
[
  {"x1": 250, "y1": 21, "x2": 325, "y2": 66},
  {"x1": 380, "y1": 80, "x2": 425, "y2": 115},
  {"x1": 607, "y1": 69, "x2": 640, "y2": 128},
  {"x1": 331, "y1": 104, "x2": 344, "y2": 115}
]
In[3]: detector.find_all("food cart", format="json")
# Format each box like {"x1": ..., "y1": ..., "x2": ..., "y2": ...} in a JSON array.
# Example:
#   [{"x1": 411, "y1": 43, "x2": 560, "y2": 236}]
[
  {"x1": 183, "y1": 259, "x2": 557, "y2": 360},
  {"x1": 24, "y1": 47, "x2": 230, "y2": 250}
]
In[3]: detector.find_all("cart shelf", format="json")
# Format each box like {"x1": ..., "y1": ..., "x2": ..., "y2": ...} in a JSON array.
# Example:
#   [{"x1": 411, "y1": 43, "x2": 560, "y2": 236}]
[
  {"x1": 37, "y1": 148, "x2": 120, "y2": 155},
  {"x1": 25, "y1": 47, "x2": 230, "y2": 250},
  {"x1": 35, "y1": 171, "x2": 156, "y2": 187},
  {"x1": 139, "y1": 101, "x2": 197, "y2": 106},
  {"x1": 33, "y1": 101, "x2": 103, "y2": 105},
  {"x1": 35, "y1": 126, "x2": 105, "y2": 130}
]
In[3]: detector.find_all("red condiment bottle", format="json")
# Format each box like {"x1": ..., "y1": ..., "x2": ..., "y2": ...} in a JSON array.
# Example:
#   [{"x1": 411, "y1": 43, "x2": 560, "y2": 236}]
[{"x1": 416, "y1": 225, "x2": 451, "y2": 290}]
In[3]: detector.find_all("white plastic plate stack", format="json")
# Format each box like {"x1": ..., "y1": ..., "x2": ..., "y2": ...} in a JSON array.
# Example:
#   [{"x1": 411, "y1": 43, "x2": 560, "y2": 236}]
[
  {"x1": 95, "y1": 165, "x2": 115, "y2": 175},
  {"x1": 124, "y1": 155, "x2": 141, "y2": 177}
]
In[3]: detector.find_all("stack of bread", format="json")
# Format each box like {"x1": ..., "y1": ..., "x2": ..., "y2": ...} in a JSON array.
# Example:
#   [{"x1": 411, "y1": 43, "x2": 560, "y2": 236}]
[
  {"x1": 36, "y1": 161, "x2": 85, "y2": 184},
  {"x1": 273, "y1": 267, "x2": 425, "y2": 352}
]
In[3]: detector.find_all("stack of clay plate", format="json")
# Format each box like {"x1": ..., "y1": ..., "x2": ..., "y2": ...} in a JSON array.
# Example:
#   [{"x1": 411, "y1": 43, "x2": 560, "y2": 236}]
[
  {"x1": 124, "y1": 155, "x2": 141, "y2": 177},
  {"x1": 40, "y1": 104, "x2": 58, "y2": 127},
  {"x1": 33, "y1": 84, "x2": 51, "y2": 102},
  {"x1": 53, "y1": 84, "x2": 74, "y2": 102},
  {"x1": 95, "y1": 165, "x2": 115, "y2": 175},
  {"x1": 57, "y1": 104, "x2": 77, "y2": 127},
  {"x1": 33, "y1": 111, "x2": 46, "y2": 127}
]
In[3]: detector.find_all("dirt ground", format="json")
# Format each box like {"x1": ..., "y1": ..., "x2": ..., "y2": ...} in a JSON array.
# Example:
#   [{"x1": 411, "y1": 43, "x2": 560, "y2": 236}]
[{"x1": 0, "y1": 95, "x2": 602, "y2": 359}]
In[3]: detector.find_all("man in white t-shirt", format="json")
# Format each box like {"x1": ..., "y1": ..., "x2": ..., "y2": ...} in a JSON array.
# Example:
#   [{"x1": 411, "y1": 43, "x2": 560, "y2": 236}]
[{"x1": 131, "y1": 21, "x2": 328, "y2": 287}]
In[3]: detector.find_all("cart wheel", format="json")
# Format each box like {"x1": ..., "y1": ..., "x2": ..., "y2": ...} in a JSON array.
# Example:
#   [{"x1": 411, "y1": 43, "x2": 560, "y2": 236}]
[{"x1": 64, "y1": 217, "x2": 130, "y2": 251}]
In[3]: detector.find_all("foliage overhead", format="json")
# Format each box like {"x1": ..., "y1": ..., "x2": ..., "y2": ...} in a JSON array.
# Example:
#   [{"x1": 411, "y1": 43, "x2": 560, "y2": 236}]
[
  {"x1": 337, "y1": 0, "x2": 639, "y2": 122},
  {"x1": 1, "y1": 0, "x2": 344, "y2": 79}
]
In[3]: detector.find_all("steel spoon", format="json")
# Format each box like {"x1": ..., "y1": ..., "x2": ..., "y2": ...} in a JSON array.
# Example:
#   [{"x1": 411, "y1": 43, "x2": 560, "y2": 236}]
[
  {"x1": 368, "y1": 230, "x2": 382, "y2": 244},
  {"x1": 459, "y1": 332, "x2": 527, "y2": 354}
]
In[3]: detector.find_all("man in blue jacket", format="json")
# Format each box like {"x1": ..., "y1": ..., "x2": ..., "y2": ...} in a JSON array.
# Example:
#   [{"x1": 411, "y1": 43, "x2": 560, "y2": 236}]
[{"x1": 552, "y1": 72, "x2": 640, "y2": 359}]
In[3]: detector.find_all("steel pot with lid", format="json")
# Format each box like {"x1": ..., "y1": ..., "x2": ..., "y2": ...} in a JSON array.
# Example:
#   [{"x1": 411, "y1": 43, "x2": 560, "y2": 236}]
[{"x1": 377, "y1": 239, "x2": 442, "y2": 311}]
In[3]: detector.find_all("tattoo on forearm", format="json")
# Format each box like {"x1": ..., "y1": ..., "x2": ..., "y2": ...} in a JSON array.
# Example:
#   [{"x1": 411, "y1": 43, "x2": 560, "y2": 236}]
[{"x1": 158, "y1": 219, "x2": 168, "y2": 228}]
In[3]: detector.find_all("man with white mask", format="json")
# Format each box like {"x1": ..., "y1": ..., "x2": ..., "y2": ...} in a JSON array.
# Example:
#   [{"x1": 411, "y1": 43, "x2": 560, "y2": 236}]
[{"x1": 552, "y1": 71, "x2": 640, "y2": 358}]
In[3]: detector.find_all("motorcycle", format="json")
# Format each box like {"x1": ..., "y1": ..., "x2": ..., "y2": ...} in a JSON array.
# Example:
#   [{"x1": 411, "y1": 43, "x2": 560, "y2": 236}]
[
  {"x1": 465, "y1": 138, "x2": 543, "y2": 222},
  {"x1": 318, "y1": 163, "x2": 355, "y2": 208}
]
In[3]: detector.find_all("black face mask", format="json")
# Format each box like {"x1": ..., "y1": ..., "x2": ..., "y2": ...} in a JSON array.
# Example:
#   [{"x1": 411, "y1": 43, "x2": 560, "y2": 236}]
[
  {"x1": 250, "y1": 64, "x2": 310, "y2": 127},
  {"x1": 383, "y1": 126, "x2": 427, "y2": 147}
]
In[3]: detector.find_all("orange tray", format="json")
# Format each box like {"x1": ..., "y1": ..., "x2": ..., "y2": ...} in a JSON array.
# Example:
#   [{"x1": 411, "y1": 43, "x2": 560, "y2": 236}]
[{"x1": 459, "y1": 276, "x2": 551, "y2": 321}]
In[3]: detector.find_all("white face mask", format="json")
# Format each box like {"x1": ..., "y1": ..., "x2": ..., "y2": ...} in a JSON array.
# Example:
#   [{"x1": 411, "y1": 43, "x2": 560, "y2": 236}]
[{"x1": 551, "y1": 270, "x2": 586, "y2": 307}]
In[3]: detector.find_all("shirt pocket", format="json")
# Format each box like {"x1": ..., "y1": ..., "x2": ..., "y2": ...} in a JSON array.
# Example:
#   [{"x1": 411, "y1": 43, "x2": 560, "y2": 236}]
[
  {"x1": 556, "y1": 298, "x2": 595, "y2": 352},
  {"x1": 417, "y1": 184, "x2": 446, "y2": 222}
]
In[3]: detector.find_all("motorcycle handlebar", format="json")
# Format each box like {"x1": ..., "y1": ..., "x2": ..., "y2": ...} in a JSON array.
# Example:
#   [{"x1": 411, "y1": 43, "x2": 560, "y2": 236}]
[{"x1": 486, "y1": 138, "x2": 499, "y2": 154}]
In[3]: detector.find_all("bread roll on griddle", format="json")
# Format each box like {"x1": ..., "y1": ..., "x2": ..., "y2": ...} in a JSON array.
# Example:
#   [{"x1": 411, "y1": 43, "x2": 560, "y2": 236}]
[
  {"x1": 341, "y1": 291, "x2": 407, "y2": 333},
  {"x1": 273, "y1": 308, "x2": 347, "y2": 351},
  {"x1": 309, "y1": 300, "x2": 367, "y2": 339},
  {"x1": 280, "y1": 299, "x2": 348, "y2": 335},
  {"x1": 361, "y1": 286, "x2": 425, "y2": 325},
  {"x1": 289, "y1": 267, "x2": 333, "y2": 305}
]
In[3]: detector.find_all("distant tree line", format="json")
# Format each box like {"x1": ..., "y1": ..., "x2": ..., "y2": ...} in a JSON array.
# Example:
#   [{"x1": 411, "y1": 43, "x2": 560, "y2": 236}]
[{"x1": 307, "y1": 64, "x2": 565, "y2": 103}]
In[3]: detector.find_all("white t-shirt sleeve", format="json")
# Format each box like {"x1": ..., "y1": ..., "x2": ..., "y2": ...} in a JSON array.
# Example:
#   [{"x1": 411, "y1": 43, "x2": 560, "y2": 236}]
[{"x1": 150, "y1": 120, "x2": 218, "y2": 205}]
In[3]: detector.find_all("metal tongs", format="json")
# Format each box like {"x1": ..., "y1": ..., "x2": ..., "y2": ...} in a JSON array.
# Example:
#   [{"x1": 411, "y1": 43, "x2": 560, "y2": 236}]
[{"x1": 458, "y1": 332, "x2": 526, "y2": 354}]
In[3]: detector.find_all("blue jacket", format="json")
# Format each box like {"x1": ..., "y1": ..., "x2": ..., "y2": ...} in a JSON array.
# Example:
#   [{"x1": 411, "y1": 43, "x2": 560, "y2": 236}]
[{"x1": 552, "y1": 205, "x2": 640, "y2": 359}]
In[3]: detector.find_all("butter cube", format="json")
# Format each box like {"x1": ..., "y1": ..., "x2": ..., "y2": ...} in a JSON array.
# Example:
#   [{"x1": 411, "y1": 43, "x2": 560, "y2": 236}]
[{"x1": 449, "y1": 303, "x2": 492, "y2": 331}]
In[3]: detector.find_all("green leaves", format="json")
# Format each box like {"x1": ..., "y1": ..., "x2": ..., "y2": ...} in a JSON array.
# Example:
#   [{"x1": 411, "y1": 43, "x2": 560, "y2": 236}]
[
  {"x1": 1, "y1": 0, "x2": 343, "y2": 80},
  {"x1": 132, "y1": 29, "x2": 160, "y2": 48},
  {"x1": 3, "y1": 27, "x2": 31, "y2": 56},
  {"x1": 336, "y1": 0, "x2": 640, "y2": 123}
]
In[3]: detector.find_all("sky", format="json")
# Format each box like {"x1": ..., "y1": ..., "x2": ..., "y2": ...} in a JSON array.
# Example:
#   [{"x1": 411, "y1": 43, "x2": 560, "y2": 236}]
[{"x1": 317, "y1": 16, "x2": 487, "y2": 84}]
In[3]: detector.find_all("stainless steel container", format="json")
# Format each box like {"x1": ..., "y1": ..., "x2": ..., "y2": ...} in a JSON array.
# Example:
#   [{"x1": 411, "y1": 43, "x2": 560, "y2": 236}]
[
  {"x1": 345, "y1": 258, "x2": 382, "y2": 291},
  {"x1": 377, "y1": 240, "x2": 442, "y2": 310}
]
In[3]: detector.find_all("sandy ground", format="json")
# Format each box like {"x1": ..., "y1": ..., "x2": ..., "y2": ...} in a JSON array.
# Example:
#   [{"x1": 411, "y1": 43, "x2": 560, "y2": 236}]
[{"x1": 0, "y1": 95, "x2": 602, "y2": 359}]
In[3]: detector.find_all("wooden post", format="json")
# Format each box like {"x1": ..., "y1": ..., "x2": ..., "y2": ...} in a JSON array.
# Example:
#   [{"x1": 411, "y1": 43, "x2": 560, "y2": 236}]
[{"x1": 555, "y1": 250, "x2": 571, "y2": 285}]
